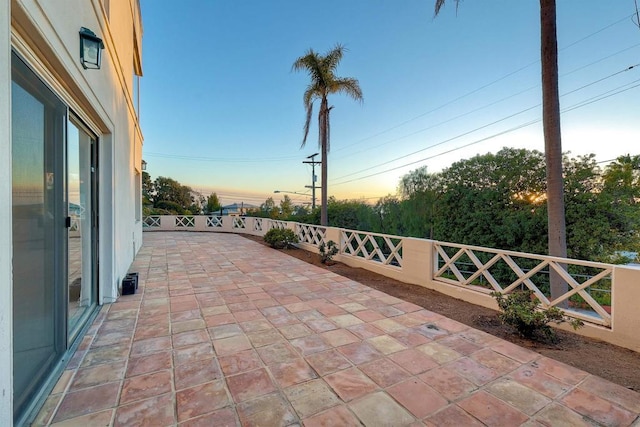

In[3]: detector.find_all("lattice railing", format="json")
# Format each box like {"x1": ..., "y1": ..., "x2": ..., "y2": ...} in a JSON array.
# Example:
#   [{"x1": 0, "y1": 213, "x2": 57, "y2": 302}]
[
  {"x1": 340, "y1": 230, "x2": 403, "y2": 268},
  {"x1": 267, "y1": 220, "x2": 287, "y2": 230},
  {"x1": 175, "y1": 216, "x2": 195, "y2": 228},
  {"x1": 233, "y1": 217, "x2": 246, "y2": 229},
  {"x1": 433, "y1": 241, "x2": 613, "y2": 327},
  {"x1": 296, "y1": 224, "x2": 326, "y2": 246},
  {"x1": 254, "y1": 218, "x2": 263, "y2": 232},
  {"x1": 143, "y1": 216, "x2": 161, "y2": 228},
  {"x1": 206, "y1": 216, "x2": 223, "y2": 228}
]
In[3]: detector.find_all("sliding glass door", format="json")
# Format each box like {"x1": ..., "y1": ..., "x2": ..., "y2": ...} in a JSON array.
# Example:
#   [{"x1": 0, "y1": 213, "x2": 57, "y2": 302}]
[{"x1": 11, "y1": 52, "x2": 99, "y2": 422}]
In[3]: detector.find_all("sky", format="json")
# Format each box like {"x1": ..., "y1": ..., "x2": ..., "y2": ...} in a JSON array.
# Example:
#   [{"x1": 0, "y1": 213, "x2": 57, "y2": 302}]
[{"x1": 139, "y1": 1, "x2": 640, "y2": 206}]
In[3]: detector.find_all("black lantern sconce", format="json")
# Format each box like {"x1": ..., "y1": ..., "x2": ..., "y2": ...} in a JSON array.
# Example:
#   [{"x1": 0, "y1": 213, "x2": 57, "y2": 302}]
[{"x1": 79, "y1": 27, "x2": 104, "y2": 70}]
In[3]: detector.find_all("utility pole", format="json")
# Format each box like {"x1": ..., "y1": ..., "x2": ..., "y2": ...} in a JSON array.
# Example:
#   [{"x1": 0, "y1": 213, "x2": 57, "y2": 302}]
[{"x1": 303, "y1": 153, "x2": 321, "y2": 210}]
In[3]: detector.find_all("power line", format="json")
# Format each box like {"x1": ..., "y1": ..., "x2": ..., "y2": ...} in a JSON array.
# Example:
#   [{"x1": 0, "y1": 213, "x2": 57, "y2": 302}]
[
  {"x1": 144, "y1": 152, "x2": 301, "y2": 163},
  {"x1": 330, "y1": 64, "x2": 639, "y2": 182},
  {"x1": 331, "y1": 12, "x2": 637, "y2": 154},
  {"x1": 336, "y1": 42, "x2": 640, "y2": 161},
  {"x1": 331, "y1": 79, "x2": 640, "y2": 186}
]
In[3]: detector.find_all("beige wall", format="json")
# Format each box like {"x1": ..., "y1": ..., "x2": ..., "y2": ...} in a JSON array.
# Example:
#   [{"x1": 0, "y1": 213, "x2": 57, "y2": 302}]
[
  {"x1": 4, "y1": 0, "x2": 143, "y2": 423},
  {"x1": 1, "y1": 0, "x2": 13, "y2": 423}
]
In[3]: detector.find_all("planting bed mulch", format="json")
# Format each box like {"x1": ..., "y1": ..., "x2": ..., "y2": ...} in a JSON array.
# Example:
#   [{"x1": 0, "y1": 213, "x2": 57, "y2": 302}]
[{"x1": 242, "y1": 234, "x2": 640, "y2": 392}]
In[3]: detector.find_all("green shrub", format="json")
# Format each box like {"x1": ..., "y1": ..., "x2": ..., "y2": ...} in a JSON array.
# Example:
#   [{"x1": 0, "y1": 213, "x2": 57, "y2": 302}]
[
  {"x1": 264, "y1": 228, "x2": 298, "y2": 249},
  {"x1": 491, "y1": 290, "x2": 583, "y2": 342},
  {"x1": 319, "y1": 240, "x2": 339, "y2": 264}
]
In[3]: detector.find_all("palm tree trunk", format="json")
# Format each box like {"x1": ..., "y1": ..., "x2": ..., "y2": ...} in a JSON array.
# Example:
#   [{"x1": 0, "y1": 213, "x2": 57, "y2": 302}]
[
  {"x1": 320, "y1": 97, "x2": 329, "y2": 226},
  {"x1": 540, "y1": 0, "x2": 568, "y2": 304}
]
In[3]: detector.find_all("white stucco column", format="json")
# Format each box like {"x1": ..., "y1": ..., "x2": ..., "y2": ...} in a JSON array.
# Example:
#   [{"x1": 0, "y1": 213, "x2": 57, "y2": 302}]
[{"x1": 0, "y1": 0, "x2": 14, "y2": 423}]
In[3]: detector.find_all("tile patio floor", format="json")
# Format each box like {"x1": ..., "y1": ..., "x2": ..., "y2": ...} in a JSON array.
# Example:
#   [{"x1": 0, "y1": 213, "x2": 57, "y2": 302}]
[{"x1": 36, "y1": 232, "x2": 640, "y2": 426}]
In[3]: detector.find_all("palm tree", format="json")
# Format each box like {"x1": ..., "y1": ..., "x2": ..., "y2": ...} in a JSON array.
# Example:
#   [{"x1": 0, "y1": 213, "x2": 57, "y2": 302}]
[
  {"x1": 434, "y1": 0, "x2": 568, "y2": 302},
  {"x1": 293, "y1": 44, "x2": 363, "y2": 226}
]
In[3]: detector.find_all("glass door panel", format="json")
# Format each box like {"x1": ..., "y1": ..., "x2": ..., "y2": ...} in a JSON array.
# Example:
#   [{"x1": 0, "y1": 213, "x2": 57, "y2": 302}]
[
  {"x1": 67, "y1": 120, "x2": 97, "y2": 339},
  {"x1": 11, "y1": 52, "x2": 66, "y2": 421}
]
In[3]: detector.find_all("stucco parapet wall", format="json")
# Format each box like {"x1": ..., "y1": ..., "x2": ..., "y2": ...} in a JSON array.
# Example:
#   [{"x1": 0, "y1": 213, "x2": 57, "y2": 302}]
[{"x1": 142, "y1": 216, "x2": 640, "y2": 352}]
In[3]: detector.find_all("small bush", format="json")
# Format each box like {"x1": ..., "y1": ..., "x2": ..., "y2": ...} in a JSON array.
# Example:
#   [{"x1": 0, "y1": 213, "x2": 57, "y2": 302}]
[
  {"x1": 319, "y1": 240, "x2": 339, "y2": 264},
  {"x1": 264, "y1": 228, "x2": 298, "y2": 249},
  {"x1": 491, "y1": 290, "x2": 583, "y2": 342}
]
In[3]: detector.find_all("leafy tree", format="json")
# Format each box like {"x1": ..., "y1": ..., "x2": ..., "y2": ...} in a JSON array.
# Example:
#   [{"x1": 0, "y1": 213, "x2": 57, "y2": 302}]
[
  {"x1": 205, "y1": 192, "x2": 222, "y2": 214},
  {"x1": 280, "y1": 195, "x2": 294, "y2": 219},
  {"x1": 293, "y1": 44, "x2": 363, "y2": 226},
  {"x1": 260, "y1": 197, "x2": 278, "y2": 219},
  {"x1": 153, "y1": 176, "x2": 193, "y2": 210},
  {"x1": 433, "y1": 0, "x2": 568, "y2": 302},
  {"x1": 142, "y1": 171, "x2": 153, "y2": 204}
]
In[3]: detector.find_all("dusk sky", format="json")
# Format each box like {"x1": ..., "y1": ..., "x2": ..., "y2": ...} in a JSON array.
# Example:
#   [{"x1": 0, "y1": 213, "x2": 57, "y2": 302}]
[{"x1": 140, "y1": 1, "x2": 640, "y2": 206}]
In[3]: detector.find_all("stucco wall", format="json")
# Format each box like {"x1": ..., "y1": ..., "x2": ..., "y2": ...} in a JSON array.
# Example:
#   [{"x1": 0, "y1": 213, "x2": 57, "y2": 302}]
[{"x1": 1, "y1": 0, "x2": 13, "y2": 423}]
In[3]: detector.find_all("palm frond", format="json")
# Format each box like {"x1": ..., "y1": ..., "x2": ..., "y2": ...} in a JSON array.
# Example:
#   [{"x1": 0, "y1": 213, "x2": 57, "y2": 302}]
[
  {"x1": 331, "y1": 77, "x2": 363, "y2": 103},
  {"x1": 324, "y1": 44, "x2": 345, "y2": 73},
  {"x1": 434, "y1": 0, "x2": 461, "y2": 16},
  {"x1": 302, "y1": 101, "x2": 313, "y2": 148}
]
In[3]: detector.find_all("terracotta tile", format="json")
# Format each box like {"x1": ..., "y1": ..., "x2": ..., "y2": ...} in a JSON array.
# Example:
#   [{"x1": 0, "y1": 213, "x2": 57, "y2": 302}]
[
  {"x1": 279, "y1": 323, "x2": 313, "y2": 339},
  {"x1": 53, "y1": 382, "x2": 121, "y2": 423},
  {"x1": 470, "y1": 348, "x2": 521, "y2": 375},
  {"x1": 240, "y1": 319, "x2": 272, "y2": 332},
  {"x1": 227, "y1": 368, "x2": 277, "y2": 403},
  {"x1": 446, "y1": 357, "x2": 499, "y2": 386},
  {"x1": 295, "y1": 309, "x2": 323, "y2": 322},
  {"x1": 360, "y1": 358, "x2": 411, "y2": 388},
  {"x1": 302, "y1": 405, "x2": 360, "y2": 427},
  {"x1": 338, "y1": 341, "x2": 383, "y2": 365},
  {"x1": 417, "y1": 342, "x2": 462, "y2": 365},
  {"x1": 247, "y1": 329, "x2": 283, "y2": 347},
  {"x1": 348, "y1": 323, "x2": 385, "y2": 340},
  {"x1": 418, "y1": 366, "x2": 478, "y2": 401},
  {"x1": 32, "y1": 393, "x2": 62, "y2": 426},
  {"x1": 176, "y1": 380, "x2": 230, "y2": 422},
  {"x1": 349, "y1": 391, "x2": 414, "y2": 426},
  {"x1": 458, "y1": 391, "x2": 529, "y2": 426},
  {"x1": 236, "y1": 392, "x2": 297, "y2": 427},
  {"x1": 208, "y1": 323, "x2": 243, "y2": 340},
  {"x1": 201, "y1": 305, "x2": 230, "y2": 316},
  {"x1": 257, "y1": 342, "x2": 300, "y2": 365},
  {"x1": 578, "y1": 375, "x2": 640, "y2": 413},
  {"x1": 172, "y1": 318, "x2": 206, "y2": 334},
  {"x1": 130, "y1": 336, "x2": 171, "y2": 357},
  {"x1": 52, "y1": 409, "x2": 114, "y2": 426},
  {"x1": 389, "y1": 348, "x2": 439, "y2": 375},
  {"x1": 561, "y1": 387, "x2": 637, "y2": 427},
  {"x1": 372, "y1": 318, "x2": 406, "y2": 334},
  {"x1": 126, "y1": 352, "x2": 172, "y2": 378},
  {"x1": 532, "y1": 402, "x2": 597, "y2": 427},
  {"x1": 509, "y1": 362, "x2": 572, "y2": 399},
  {"x1": 305, "y1": 349, "x2": 353, "y2": 376},
  {"x1": 320, "y1": 329, "x2": 360, "y2": 348},
  {"x1": 284, "y1": 379, "x2": 340, "y2": 418},
  {"x1": 490, "y1": 340, "x2": 539, "y2": 364},
  {"x1": 173, "y1": 343, "x2": 215, "y2": 366},
  {"x1": 367, "y1": 335, "x2": 407, "y2": 355},
  {"x1": 178, "y1": 407, "x2": 239, "y2": 427},
  {"x1": 413, "y1": 323, "x2": 450, "y2": 340},
  {"x1": 134, "y1": 325, "x2": 171, "y2": 345},
  {"x1": 204, "y1": 313, "x2": 236, "y2": 327},
  {"x1": 175, "y1": 358, "x2": 222, "y2": 390},
  {"x1": 438, "y1": 335, "x2": 482, "y2": 356},
  {"x1": 81, "y1": 343, "x2": 130, "y2": 367},
  {"x1": 233, "y1": 309, "x2": 264, "y2": 322},
  {"x1": 172, "y1": 329, "x2": 210, "y2": 348},
  {"x1": 291, "y1": 335, "x2": 331, "y2": 355},
  {"x1": 329, "y1": 314, "x2": 364, "y2": 328},
  {"x1": 52, "y1": 370, "x2": 74, "y2": 394},
  {"x1": 390, "y1": 329, "x2": 431, "y2": 347},
  {"x1": 424, "y1": 404, "x2": 484, "y2": 427},
  {"x1": 213, "y1": 335, "x2": 252, "y2": 356},
  {"x1": 284, "y1": 302, "x2": 312, "y2": 313},
  {"x1": 486, "y1": 377, "x2": 551, "y2": 415},
  {"x1": 92, "y1": 329, "x2": 133, "y2": 347},
  {"x1": 120, "y1": 370, "x2": 172, "y2": 404},
  {"x1": 114, "y1": 392, "x2": 175, "y2": 426},
  {"x1": 306, "y1": 319, "x2": 338, "y2": 333},
  {"x1": 219, "y1": 349, "x2": 263, "y2": 376},
  {"x1": 534, "y1": 356, "x2": 589, "y2": 385},
  {"x1": 171, "y1": 309, "x2": 202, "y2": 322},
  {"x1": 457, "y1": 328, "x2": 499, "y2": 347},
  {"x1": 387, "y1": 378, "x2": 448, "y2": 418},
  {"x1": 325, "y1": 367, "x2": 378, "y2": 402},
  {"x1": 339, "y1": 302, "x2": 368, "y2": 313},
  {"x1": 376, "y1": 305, "x2": 405, "y2": 317},
  {"x1": 70, "y1": 362, "x2": 125, "y2": 391},
  {"x1": 269, "y1": 358, "x2": 318, "y2": 387}
]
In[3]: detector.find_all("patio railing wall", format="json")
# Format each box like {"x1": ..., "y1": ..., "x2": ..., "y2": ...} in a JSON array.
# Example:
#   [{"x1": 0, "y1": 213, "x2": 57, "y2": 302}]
[{"x1": 143, "y1": 215, "x2": 640, "y2": 352}]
